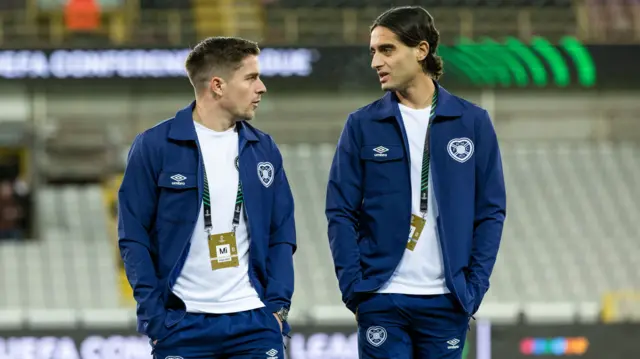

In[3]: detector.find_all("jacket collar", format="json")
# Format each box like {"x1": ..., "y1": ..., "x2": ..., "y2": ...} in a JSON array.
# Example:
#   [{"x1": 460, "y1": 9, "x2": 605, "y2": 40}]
[
  {"x1": 168, "y1": 101, "x2": 259, "y2": 142},
  {"x1": 372, "y1": 81, "x2": 463, "y2": 121}
]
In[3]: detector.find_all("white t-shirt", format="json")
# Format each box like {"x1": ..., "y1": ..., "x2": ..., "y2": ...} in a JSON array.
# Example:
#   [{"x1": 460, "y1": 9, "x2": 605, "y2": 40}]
[
  {"x1": 172, "y1": 121, "x2": 264, "y2": 313},
  {"x1": 376, "y1": 103, "x2": 449, "y2": 295}
]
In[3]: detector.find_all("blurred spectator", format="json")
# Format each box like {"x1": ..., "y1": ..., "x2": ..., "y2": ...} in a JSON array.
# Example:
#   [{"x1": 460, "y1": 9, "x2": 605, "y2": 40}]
[
  {"x1": 13, "y1": 178, "x2": 30, "y2": 237},
  {"x1": 0, "y1": 150, "x2": 30, "y2": 241},
  {"x1": 65, "y1": 0, "x2": 100, "y2": 31},
  {"x1": 0, "y1": 180, "x2": 24, "y2": 241}
]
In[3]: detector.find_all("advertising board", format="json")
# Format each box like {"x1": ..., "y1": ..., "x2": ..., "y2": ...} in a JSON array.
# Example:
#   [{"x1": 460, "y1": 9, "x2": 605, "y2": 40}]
[
  {"x1": 0, "y1": 324, "x2": 479, "y2": 359},
  {"x1": 0, "y1": 40, "x2": 638, "y2": 90},
  {"x1": 2, "y1": 321, "x2": 638, "y2": 358},
  {"x1": 490, "y1": 323, "x2": 640, "y2": 358}
]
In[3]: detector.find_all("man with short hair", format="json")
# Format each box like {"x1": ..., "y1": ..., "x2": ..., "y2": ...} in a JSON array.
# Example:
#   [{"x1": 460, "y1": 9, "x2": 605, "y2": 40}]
[
  {"x1": 118, "y1": 36, "x2": 295, "y2": 359},
  {"x1": 325, "y1": 6, "x2": 506, "y2": 359}
]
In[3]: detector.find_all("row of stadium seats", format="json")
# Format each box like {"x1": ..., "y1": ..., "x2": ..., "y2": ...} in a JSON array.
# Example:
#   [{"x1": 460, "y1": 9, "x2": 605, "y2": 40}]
[
  {"x1": 1, "y1": 141, "x2": 639, "y2": 324},
  {"x1": 3, "y1": 0, "x2": 639, "y2": 48},
  {"x1": 0, "y1": 0, "x2": 585, "y2": 48},
  {"x1": 0, "y1": 185, "x2": 119, "y2": 311},
  {"x1": 0, "y1": 0, "x2": 186, "y2": 10},
  {"x1": 0, "y1": 0, "x2": 579, "y2": 14},
  {"x1": 268, "y1": 0, "x2": 573, "y2": 8},
  {"x1": 26, "y1": 0, "x2": 577, "y2": 10}
]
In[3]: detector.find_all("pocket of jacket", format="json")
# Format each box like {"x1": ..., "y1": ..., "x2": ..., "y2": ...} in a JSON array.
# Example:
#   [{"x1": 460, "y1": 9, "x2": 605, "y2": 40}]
[
  {"x1": 354, "y1": 293, "x2": 386, "y2": 317},
  {"x1": 360, "y1": 145, "x2": 405, "y2": 193},
  {"x1": 262, "y1": 308, "x2": 282, "y2": 333},
  {"x1": 466, "y1": 280, "x2": 482, "y2": 314},
  {"x1": 157, "y1": 171, "x2": 198, "y2": 222}
]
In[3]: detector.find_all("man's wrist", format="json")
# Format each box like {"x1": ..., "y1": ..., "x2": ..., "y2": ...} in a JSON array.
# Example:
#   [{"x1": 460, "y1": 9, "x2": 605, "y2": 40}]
[{"x1": 273, "y1": 307, "x2": 289, "y2": 323}]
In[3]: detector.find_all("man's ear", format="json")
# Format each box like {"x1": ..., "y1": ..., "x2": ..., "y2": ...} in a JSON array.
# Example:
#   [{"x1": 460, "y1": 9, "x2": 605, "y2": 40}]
[
  {"x1": 209, "y1": 76, "x2": 226, "y2": 97},
  {"x1": 416, "y1": 40, "x2": 429, "y2": 62}
]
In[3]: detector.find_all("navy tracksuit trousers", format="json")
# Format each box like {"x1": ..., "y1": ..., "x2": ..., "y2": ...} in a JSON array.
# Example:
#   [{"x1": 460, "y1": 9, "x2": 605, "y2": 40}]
[
  {"x1": 357, "y1": 293, "x2": 470, "y2": 359},
  {"x1": 151, "y1": 307, "x2": 284, "y2": 359}
]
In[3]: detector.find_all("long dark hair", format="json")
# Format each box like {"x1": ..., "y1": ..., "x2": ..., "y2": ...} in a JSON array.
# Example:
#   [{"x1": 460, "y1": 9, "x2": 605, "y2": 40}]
[{"x1": 371, "y1": 6, "x2": 444, "y2": 80}]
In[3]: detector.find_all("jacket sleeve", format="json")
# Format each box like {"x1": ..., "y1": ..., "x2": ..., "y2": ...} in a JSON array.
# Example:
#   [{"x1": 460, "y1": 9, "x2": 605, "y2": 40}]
[
  {"x1": 117, "y1": 132, "x2": 166, "y2": 340},
  {"x1": 468, "y1": 110, "x2": 507, "y2": 314},
  {"x1": 264, "y1": 137, "x2": 296, "y2": 334},
  {"x1": 325, "y1": 114, "x2": 364, "y2": 314}
]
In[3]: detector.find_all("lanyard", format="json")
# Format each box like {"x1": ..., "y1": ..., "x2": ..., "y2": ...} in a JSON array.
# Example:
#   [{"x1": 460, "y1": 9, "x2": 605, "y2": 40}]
[
  {"x1": 419, "y1": 88, "x2": 438, "y2": 217},
  {"x1": 202, "y1": 158, "x2": 244, "y2": 234}
]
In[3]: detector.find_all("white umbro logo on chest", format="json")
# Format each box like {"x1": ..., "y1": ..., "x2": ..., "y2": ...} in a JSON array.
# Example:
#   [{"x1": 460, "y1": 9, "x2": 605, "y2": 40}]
[
  {"x1": 373, "y1": 146, "x2": 389, "y2": 157},
  {"x1": 170, "y1": 174, "x2": 186, "y2": 185}
]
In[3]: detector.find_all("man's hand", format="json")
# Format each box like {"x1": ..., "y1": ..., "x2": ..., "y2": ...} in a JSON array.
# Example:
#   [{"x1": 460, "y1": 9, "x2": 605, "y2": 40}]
[
  {"x1": 273, "y1": 313, "x2": 283, "y2": 332},
  {"x1": 153, "y1": 340, "x2": 157, "y2": 345}
]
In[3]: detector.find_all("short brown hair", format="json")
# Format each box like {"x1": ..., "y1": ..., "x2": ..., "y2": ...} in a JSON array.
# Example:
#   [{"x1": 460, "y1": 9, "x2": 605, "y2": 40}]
[{"x1": 185, "y1": 36, "x2": 260, "y2": 93}]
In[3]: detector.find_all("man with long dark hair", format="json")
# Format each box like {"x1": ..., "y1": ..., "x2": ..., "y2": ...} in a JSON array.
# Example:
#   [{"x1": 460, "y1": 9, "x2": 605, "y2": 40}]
[{"x1": 325, "y1": 6, "x2": 506, "y2": 358}]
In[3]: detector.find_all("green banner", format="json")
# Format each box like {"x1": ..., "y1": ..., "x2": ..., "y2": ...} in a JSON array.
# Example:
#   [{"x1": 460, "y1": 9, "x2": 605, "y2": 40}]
[{"x1": 439, "y1": 36, "x2": 595, "y2": 88}]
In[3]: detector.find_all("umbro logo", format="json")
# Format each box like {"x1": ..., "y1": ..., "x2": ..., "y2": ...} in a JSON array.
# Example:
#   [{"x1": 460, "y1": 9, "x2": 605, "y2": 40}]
[
  {"x1": 373, "y1": 146, "x2": 389, "y2": 157},
  {"x1": 266, "y1": 348, "x2": 278, "y2": 358},
  {"x1": 170, "y1": 174, "x2": 186, "y2": 185},
  {"x1": 447, "y1": 338, "x2": 460, "y2": 349}
]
